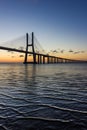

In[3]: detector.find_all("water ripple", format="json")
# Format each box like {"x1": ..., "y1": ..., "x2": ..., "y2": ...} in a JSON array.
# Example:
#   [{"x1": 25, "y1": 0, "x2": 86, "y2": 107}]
[{"x1": 0, "y1": 63, "x2": 87, "y2": 129}]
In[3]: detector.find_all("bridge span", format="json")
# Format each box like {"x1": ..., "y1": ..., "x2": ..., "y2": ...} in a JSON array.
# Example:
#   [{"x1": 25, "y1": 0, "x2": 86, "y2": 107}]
[{"x1": 0, "y1": 32, "x2": 86, "y2": 64}]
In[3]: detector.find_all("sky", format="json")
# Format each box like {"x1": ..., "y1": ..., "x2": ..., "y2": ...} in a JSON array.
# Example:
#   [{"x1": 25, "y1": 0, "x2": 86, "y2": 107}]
[{"x1": 0, "y1": 0, "x2": 87, "y2": 62}]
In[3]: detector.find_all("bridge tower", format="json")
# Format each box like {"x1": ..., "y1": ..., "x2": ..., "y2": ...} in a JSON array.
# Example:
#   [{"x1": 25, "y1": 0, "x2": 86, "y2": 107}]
[{"x1": 24, "y1": 32, "x2": 36, "y2": 64}]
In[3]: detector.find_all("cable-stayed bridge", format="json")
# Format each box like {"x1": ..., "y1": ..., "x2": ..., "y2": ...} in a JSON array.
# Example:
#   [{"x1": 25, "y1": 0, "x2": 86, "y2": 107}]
[{"x1": 0, "y1": 32, "x2": 86, "y2": 64}]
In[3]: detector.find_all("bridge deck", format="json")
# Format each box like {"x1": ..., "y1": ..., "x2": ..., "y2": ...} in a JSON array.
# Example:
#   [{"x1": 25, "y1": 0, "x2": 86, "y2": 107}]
[{"x1": 0, "y1": 46, "x2": 86, "y2": 63}]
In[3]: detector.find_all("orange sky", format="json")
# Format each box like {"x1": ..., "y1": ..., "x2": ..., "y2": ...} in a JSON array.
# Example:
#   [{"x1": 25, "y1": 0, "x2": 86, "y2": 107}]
[
  {"x1": 56, "y1": 52, "x2": 87, "y2": 61},
  {"x1": 0, "y1": 51, "x2": 33, "y2": 63},
  {"x1": 0, "y1": 50, "x2": 87, "y2": 63}
]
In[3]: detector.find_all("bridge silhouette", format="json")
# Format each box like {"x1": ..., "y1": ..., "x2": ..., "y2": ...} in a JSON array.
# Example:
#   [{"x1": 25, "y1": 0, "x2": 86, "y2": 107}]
[{"x1": 0, "y1": 32, "x2": 86, "y2": 64}]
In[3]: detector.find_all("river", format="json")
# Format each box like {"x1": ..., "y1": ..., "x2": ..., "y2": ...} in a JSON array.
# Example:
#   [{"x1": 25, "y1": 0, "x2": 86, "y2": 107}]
[{"x1": 0, "y1": 63, "x2": 87, "y2": 130}]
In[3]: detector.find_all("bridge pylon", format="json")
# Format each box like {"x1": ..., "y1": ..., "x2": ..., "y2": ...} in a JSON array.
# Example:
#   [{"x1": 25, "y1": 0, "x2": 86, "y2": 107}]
[{"x1": 24, "y1": 32, "x2": 36, "y2": 64}]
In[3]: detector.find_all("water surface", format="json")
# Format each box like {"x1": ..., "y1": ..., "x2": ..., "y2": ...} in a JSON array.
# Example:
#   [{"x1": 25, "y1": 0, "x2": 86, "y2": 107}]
[{"x1": 0, "y1": 63, "x2": 87, "y2": 130}]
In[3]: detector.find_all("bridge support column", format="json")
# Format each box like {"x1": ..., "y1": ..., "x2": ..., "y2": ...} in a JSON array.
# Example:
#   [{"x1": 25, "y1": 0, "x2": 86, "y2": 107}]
[
  {"x1": 65, "y1": 59, "x2": 67, "y2": 63},
  {"x1": 24, "y1": 32, "x2": 36, "y2": 64},
  {"x1": 40, "y1": 55, "x2": 42, "y2": 64},
  {"x1": 57, "y1": 58, "x2": 59, "y2": 63},
  {"x1": 52, "y1": 57, "x2": 54, "y2": 63},
  {"x1": 43, "y1": 56, "x2": 45, "y2": 64},
  {"x1": 37, "y1": 54, "x2": 40, "y2": 64},
  {"x1": 55, "y1": 58, "x2": 56, "y2": 63},
  {"x1": 54, "y1": 57, "x2": 56, "y2": 63},
  {"x1": 32, "y1": 32, "x2": 36, "y2": 64},
  {"x1": 60, "y1": 59, "x2": 62, "y2": 63},
  {"x1": 47, "y1": 57, "x2": 49, "y2": 64},
  {"x1": 51, "y1": 57, "x2": 53, "y2": 63},
  {"x1": 56, "y1": 58, "x2": 57, "y2": 63},
  {"x1": 62, "y1": 59, "x2": 64, "y2": 63},
  {"x1": 49, "y1": 57, "x2": 51, "y2": 63},
  {"x1": 24, "y1": 33, "x2": 28, "y2": 63}
]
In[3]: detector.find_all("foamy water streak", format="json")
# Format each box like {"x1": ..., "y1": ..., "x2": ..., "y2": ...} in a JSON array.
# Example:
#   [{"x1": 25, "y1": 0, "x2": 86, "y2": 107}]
[{"x1": 0, "y1": 63, "x2": 87, "y2": 129}]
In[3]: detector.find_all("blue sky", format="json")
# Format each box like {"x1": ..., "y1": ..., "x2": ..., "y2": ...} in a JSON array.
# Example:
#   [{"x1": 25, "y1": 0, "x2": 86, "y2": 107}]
[{"x1": 0, "y1": 0, "x2": 87, "y2": 60}]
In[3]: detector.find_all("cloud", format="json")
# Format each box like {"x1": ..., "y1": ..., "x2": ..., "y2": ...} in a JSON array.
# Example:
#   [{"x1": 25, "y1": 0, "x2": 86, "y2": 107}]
[
  {"x1": 69, "y1": 49, "x2": 74, "y2": 53},
  {"x1": 36, "y1": 50, "x2": 39, "y2": 53},
  {"x1": 49, "y1": 49, "x2": 58, "y2": 54},
  {"x1": 81, "y1": 51, "x2": 85, "y2": 53},
  {"x1": 74, "y1": 51, "x2": 85, "y2": 54},
  {"x1": 19, "y1": 55, "x2": 24, "y2": 57},
  {"x1": 68, "y1": 49, "x2": 85, "y2": 54},
  {"x1": 7, "y1": 50, "x2": 11, "y2": 52},
  {"x1": 60, "y1": 50, "x2": 65, "y2": 53},
  {"x1": 18, "y1": 47, "x2": 24, "y2": 50},
  {"x1": 11, "y1": 56, "x2": 15, "y2": 58},
  {"x1": 74, "y1": 51, "x2": 80, "y2": 54},
  {"x1": 7, "y1": 50, "x2": 14, "y2": 54},
  {"x1": 53, "y1": 50, "x2": 58, "y2": 53},
  {"x1": 48, "y1": 48, "x2": 85, "y2": 55},
  {"x1": 48, "y1": 49, "x2": 65, "y2": 54}
]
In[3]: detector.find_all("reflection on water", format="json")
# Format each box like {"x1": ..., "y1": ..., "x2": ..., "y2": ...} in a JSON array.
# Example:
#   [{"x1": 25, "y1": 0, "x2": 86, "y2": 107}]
[{"x1": 0, "y1": 63, "x2": 87, "y2": 130}]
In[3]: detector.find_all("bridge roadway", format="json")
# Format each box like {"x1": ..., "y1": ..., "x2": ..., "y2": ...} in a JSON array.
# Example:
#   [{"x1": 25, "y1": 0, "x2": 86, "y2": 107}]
[{"x1": 0, "y1": 46, "x2": 85, "y2": 64}]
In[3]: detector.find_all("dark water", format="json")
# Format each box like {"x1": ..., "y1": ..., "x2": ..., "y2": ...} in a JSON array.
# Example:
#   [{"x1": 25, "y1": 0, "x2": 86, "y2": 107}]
[{"x1": 0, "y1": 63, "x2": 87, "y2": 130}]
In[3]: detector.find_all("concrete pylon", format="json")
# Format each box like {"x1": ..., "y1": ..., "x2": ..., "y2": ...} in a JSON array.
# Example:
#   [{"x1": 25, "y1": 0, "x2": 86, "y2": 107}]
[{"x1": 24, "y1": 32, "x2": 36, "y2": 64}]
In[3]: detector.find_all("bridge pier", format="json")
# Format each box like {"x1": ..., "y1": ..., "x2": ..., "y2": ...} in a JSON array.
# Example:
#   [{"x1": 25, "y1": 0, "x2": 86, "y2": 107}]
[
  {"x1": 54, "y1": 57, "x2": 56, "y2": 63},
  {"x1": 49, "y1": 57, "x2": 51, "y2": 63},
  {"x1": 24, "y1": 32, "x2": 37, "y2": 64},
  {"x1": 47, "y1": 56, "x2": 49, "y2": 64},
  {"x1": 50, "y1": 57, "x2": 53, "y2": 63},
  {"x1": 43, "y1": 56, "x2": 45, "y2": 64},
  {"x1": 24, "y1": 33, "x2": 28, "y2": 63},
  {"x1": 40, "y1": 55, "x2": 42, "y2": 64},
  {"x1": 55, "y1": 58, "x2": 57, "y2": 63},
  {"x1": 52, "y1": 57, "x2": 54, "y2": 63},
  {"x1": 57, "y1": 58, "x2": 59, "y2": 63},
  {"x1": 56, "y1": 57, "x2": 57, "y2": 63},
  {"x1": 65, "y1": 59, "x2": 68, "y2": 63},
  {"x1": 37, "y1": 54, "x2": 39, "y2": 64}
]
